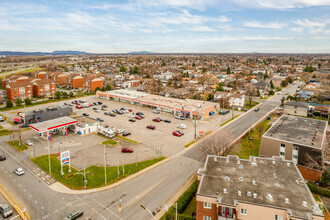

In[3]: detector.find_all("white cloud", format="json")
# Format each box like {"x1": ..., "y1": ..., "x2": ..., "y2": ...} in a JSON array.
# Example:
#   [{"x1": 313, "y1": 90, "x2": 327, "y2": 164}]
[
  {"x1": 230, "y1": 0, "x2": 330, "y2": 9},
  {"x1": 136, "y1": 0, "x2": 216, "y2": 10},
  {"x1": 290, "y1": 27, "x2": 304, "y2": 32},
  {"x1": 185, "y1": 26, "x2": 217, "y2": 31},
  {"x1": 292, "y1": 19, "x2": 330, "y2": 34},
  {"x1": 244, "y1": 21, "x2": 286, "y2": 29},
  {"x1": 197, "y1": 36, "x2": 295, "y2": 42}
]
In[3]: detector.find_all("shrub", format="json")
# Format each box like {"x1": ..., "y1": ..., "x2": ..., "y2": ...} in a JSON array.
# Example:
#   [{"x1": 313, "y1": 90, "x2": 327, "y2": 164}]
[
  {"x1": 24, "y1": 98, "x2": 31, "y2": 105},
  {"x1": 6, "y1": 100, "x2": 13, "y2": 108},
  {"x1": 307, "y1": 182, "x2": 330, "y2": 197},
  {"x1": 269, "y1": 90, "x2": 275, "y2": 96},
  {"x1": 313, "y1": 111, "x2": 321, "y2": 117}
]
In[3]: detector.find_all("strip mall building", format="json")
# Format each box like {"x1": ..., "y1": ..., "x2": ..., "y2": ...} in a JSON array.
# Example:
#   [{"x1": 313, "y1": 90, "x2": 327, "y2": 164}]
[{"x1": 96, "y1": 89, "x2": 219, "y2": 120}]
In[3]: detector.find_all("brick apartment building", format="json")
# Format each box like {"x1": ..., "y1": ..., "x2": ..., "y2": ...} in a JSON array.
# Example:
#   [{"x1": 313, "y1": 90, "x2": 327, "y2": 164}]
[
  {"x1": 72, "y1": 75, "x2": 84, "y2": 89},
  {"x1": 72, "y1": 75, "x2": 103, "y2": 91},
  {"x1": 122, "y1": 80, "x2": 141, "y2": 88},
  {"x1": 32, "y1": 79, "x2": 56, "y2": 98},
  {"x1": 196, "y1": 155, "x2": 324, "y2": 220},
  {"x1": 2, "y1": 74, "x2": 32, "y2": 88},
  {"x1": 260, "y1": 115, "x2": 327, "y2": 181},
  {"x1": 6, "y1": 81, "x2": 33, "y2": 101}
]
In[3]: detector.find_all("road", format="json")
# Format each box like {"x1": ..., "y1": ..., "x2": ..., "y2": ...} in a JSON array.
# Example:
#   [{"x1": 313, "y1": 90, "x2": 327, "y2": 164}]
[{"x1": 0, "y1": 82, "x2": 303, "y2": 219}]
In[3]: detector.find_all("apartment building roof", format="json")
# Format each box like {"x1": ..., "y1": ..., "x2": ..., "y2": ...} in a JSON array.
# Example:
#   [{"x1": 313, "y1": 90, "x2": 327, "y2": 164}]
[
  {"x1": 6, "y1": 81, "x2": 33, "y2": 88},
  {"x1": 263, "y1": 114, "x2": 327, "y2": 149},
  {"x1": 32, "y1": 79, "x2": 56, "y2": 85},
  {"x1": 284, "y1": 101, "x2": 309, "y2": 108},
  {"x1": 197, "y1": 155, "x2": 323, "y2": 220}
]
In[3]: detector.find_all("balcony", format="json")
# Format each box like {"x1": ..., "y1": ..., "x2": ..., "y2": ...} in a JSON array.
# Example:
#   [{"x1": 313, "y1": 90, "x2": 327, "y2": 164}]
[{"x1": 218, "y1": 216, "x2": 235, "y2": 220}]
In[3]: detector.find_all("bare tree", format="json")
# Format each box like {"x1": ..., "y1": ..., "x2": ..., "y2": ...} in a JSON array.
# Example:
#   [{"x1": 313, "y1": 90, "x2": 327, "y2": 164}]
[
  {"x1": 199, "y1": 130, "x2": 234, "y2": 162},
  {"x1": 246, "y1": 85, "x2": 256, "y2": 107},
  {"x1": 300, "y1": 72, "x2": 311, "y2": 84},
  {"x1": 303, "y1": 149, "x2": 324, "y2": 171}
]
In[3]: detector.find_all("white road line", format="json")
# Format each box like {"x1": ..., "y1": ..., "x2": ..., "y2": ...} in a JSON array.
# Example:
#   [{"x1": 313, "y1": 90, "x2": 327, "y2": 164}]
[
  {"x1": 92, "y1": 198, "x2": 122, "y2": 220},
  {"x1": 9, "y1": 214, "x2": 20, "y2": 220},
  {"x1": 74, "y1": 195, "x2": 107, "y2": 220}
]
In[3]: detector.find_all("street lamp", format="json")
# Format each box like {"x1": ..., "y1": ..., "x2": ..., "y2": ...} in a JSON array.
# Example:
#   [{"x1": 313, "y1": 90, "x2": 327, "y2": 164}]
[
  {"x1": 164, "y1": 203, "x2": 177, "y2": 220},
  {"x1": 104, "y1": 145, "x2": 107, "y2": 186},
  {"x1": 140, "y1": 204, "x2": 155, "y2": 220}
]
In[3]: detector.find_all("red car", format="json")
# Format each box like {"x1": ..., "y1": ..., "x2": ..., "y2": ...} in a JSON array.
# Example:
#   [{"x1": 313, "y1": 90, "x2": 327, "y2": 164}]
[
  {"x1": 76, "y1": 103, "x2": 80, "y2": 105},
  {"x1": 172, "y1": 131, "x2": 182, "y2": 137},
  {"x1": 128, "y1": 109, "x2": 133, "y2": 112},
  {"x1": 135, "y1": 116, "x2": 142, "y2": 120},
  {"x1": 153, "y1": 118, "x2": 161, "y2": 122},
  {"x1": 76, "y1": 106, "x2": 82, "y2": 109},
  {"x1": 146, "y1": 125, "x2": 155, "y2": 130},
  {"x1": 122, "y1": 147, "x2": 134, "y2": 153},
  {"x1": 89, "y1": 104, "x2": 92, "y2": 107}
]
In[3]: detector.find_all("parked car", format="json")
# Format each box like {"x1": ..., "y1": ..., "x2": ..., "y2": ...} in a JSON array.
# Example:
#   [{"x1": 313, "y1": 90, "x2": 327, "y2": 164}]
[
  {"x1": 153, "y1": 110, "x2": 160, "y2": 114},
  {"x1": 146, "y1": 125, "x2": 155, "y2": 130},
  {"x1": 94, "y1": 110, "x2": 100, "y2": 113},
  {"x1": 20, "y1": 124, "x2": 29, "y2": 128},
  {"x1": 139, "y1": 115, "x2": 145, "y2": 119},
  {"x1": 0, "y1": 204, "x2": 13, "y2": 218},
  {"x1": 176, "y1": 130, "x2": 184, "y2": 135},
  {"x1": 254, "y1": 108, "x2": 260, "y2": 112},
  {"x1": 175, "y1": 115, "x2": 181, "y2": 119},
  {"x1": 135, "y1": 116, "x2": 142, "y2": 120},
  {"x1": 25, "y1": 140, "x2": 33, "y2": 146},
  {"x1": 93, "y1": 107, "x2": 98, "y2": 110},
  {"x1": 96, "y1": 118, "x2": 104, "y2": 122},
  {"x1": 0, "y1": 155, "x2": 6, "y2": 161},
  {"x1": 97, "y1": 101, "x2": 103, "y2": 105},
  {"x1": 153, "y1": 118, "x2": 161, "y2": 122},
  {"x1": 156, "y1": 117, "x2": 163, "y2": 121},
  {"x1": 14, "y1": 168, "x2": 24, "y2": 176},
  {"x1": 120, "y1": 107, "x2": 126, "y2": 111},
  {"x1": 172, "y1": 131, "x2": 182, "y2": 137},
  {"x1": 164, "y1": 119, "x2": 171, "y2": 123},
  {"x1": 177, "y1": 124, "x2": 186, "y2": 129},
  {"x1": 109, "y1": 113, "x2": 116, "y2": 117},
  {"x1": 102, "y1": 105, "x2": 108, "y2": 108},
  {"x1": 128, "y1": 114, "x2": 134, "y2": 118},
  {"x1": 128, "y1": 109, "x2": 133, "y2": 112},
  {"x1": 0, "y1": 116, "x2": 4, "y2": 122},
  {"x1": 63, "y1": 210, "x2": 83, "y2": 220},
  {"x1": 76, "y1": 106, "x2": 82, "y2": 109},
  {"x1": 82, "y1": 113, "x2": 89, "y2": 117},
  {"x1": 117, "y1": 129, "x2": 125, "y2": 133},
  {"x1": 136, "y1": 112, "x2": 144, "y2": 116},
  {"x1": 129, "y1": 118, "x2": 136, "y2": 122},
  {"x1": 122, "y1": 147, "x2": 133, "y2": 153},
  {"x1": 93, "y1": 102, "x2": 98, "y2": 105},
  {"x1": 123, "y1": 131, "x2": 131, "y2": 137}
]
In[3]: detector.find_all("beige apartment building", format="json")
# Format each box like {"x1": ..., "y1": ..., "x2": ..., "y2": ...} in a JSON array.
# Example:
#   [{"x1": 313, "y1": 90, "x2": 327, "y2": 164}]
[
  {"x1": 259, "y1": 115, "x2": 327, "y2": 181},
  {"x1": 283, "y1": 101, "x2": 309, "y2": 117},
  {"x1": 196, "y1": 155, "x2": 324, "y2": 220}
]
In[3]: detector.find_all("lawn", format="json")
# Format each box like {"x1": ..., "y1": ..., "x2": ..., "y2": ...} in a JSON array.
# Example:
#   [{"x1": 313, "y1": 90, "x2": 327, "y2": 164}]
[
  {"x1": 0, "y1": 126, "x2": 13, "y2": 136},
  {"x1": 116, "y1": 135, "x2": 139, "y2": 144},
  {"x1": 182, "y1": 196, "x2": 196, "y2": 216},
  {"x1": 230, "y1": 119, "x2": 271, "y2": 159},
  {"x1": 184, "y1": 140, "x2": 196, "y2": 148},
  {"x1": 243, "y1": 101, "x2": 259, "y2": 110},
  {"x1": 220, "y1": 115, "x2": 239, "y2": 126},
  {"x1": 0, "y1": 67, "x2": 44, "y2": 79},
  {"x1": 7, "y1": 140, "x2": 28, "y2": 152},
  {"x1": 102, "y1": 139, "x2": 118, "y2": 146},
  {"x1": 31, "y1": 154, "x2": 165, "y2": 189}
]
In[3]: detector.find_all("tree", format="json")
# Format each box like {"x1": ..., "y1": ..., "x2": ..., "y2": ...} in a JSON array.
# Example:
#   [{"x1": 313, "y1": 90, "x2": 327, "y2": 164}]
[
  {"x1": 269, "y1": 90, "x2": 275, "y2": 96},
  {"x1": 132, "y1": 66, "x2": 139, "y2": 74},
  {"x1": 303, "y1": 64, "x2": 315, "y2": 73},
  {"x1": 69, "y1": 91, "x2": 74, "y2": 97},
  {"x1": 320, "y1": 170, "x2": 330, "y2": 187},
  {"x1": 281, "y1": 80, "x2": 288, "y2": 87},
  {"x1": 161, "y1": 61, "x2": 166, "y2": 66},
  {"x1": 55, "y1": 91, "x2": 61, "y2": 99},
  {"x1": 215, "y1": 83, "x2": 224, "y2": 92},
  {"x1": 257, "y1": 89, "x2": 260, "y2": 97},
  {"x1": 199, "y1": 130, "x2": 234, "y2": 161},
  {"x1": 226, "y1": 66, "x2": 231, "y2": 75},
  {"x1": 287, "y1": 77, "x2": 293, "y2": 84},
  {"x1": 15, "y1": 99, "x2": 22, "y2": 106},
  {"x1": 6, "y1": 100, "x2": 13, "y2": 108},
  {"x1": 104, "y1": 85, "x2": 112, "y2": 91},
  {"x1": 202, "y1": 68, "x2": 206, "y2": 73},
  {"x1": 95, "y1": 87, "x2": 101, "y2": 91},
  {"x1": 246, "y1": 85, "x2": 255, "y2": 107},
  {"x1": 270, "y1": 80, "x2": 274, "y2": 89},
  {"x1": 167, "y1": 81, "x2": 172, "y2": 86},
  {"x1": 119, "y1": 66, "x2": 126, "y2": 72},
  {"x1": 301, "y1": 72, "x2": 311, "y2": 84},
  {"x1": 281, "y1": 97, "x2": 285, "y2": 106},
  {"x1": 263, "y1": 73, "x2": 270, "y2": 79},
  {"x1": 192, "y1": 62, "x2": 195, "y2": 67},
  {"x1": 24, "y1": 98, "x2": 31, "y2": 105},
  {"x1": 61, "y1": 92, "x2": 68, "y2": 98}
]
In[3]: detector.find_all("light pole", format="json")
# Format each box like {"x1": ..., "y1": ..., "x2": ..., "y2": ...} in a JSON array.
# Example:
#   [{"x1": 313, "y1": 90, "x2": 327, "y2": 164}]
[
  {"x1": 193, "y1": 116, "x2": 197, "y2": 140},
  {"x1": 47, "y1": 132, "x2": 51, "y2": 175},
  {"x1": 140, "y1": 204, "x2": 155, "y2": 220},
  {"x1": 104, "y1": 145, "x2": 107, "y2": 186},
  {"x1": 164, "y1": 203, "x2": 177, "y2": 220}
]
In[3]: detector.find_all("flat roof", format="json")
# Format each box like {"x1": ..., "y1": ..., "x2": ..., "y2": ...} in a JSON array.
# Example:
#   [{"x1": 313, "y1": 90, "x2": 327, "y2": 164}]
[
  {"x1": 75, "y1": 116, "x2": 98, "y2": 124},
  {"x1": 99, "y1": 89, "x2": 218, "y2": 113},
  {"x1": 30, "y1": 116, "x2": 77, "y2": 132},
  {"x1": 197, "y1": 155, "x2": 323, "y2": 219},
  {"x1": 263, "y1": 114, "x2": 327, "y2": 149}
]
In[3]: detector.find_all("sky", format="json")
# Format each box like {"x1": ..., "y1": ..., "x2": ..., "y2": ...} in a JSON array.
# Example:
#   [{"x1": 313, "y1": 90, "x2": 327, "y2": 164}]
[{"x1": 1, "y1": 0, "x2": 330, "y2": 53}]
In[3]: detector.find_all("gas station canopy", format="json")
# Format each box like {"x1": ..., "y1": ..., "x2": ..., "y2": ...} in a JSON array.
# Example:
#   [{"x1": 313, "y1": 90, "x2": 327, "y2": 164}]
[{"x1": 29, "y1": 116, "x2": 78, "y2": 133}]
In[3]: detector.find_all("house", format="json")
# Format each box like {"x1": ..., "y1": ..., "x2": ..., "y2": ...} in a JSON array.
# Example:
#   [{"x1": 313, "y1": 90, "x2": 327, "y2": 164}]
[
  {"x1": 196, "y1": 155, "x2": 324, "y2": 220},
  {"x1": 228, "y1": 94, "x2": 245, "y2": 108},
  {"x1": 32, "y1": 79, "x2": 56, "y2": 98},
  {"x1": 252, "y1": 81, "x2": 270, "y2": 92},
  {"x1": 74, "y1": 116, "x2": 101, "y2": 136},
  {"x1": 6, "y1": 81, "x2": 33, "y2": 101},
  {"x1": 260, "y1": 115, "x2": 328, "y2": 181},
  {"x1": 296, "y1": 91, "x2": 314, "y2": 100},
  {"x1": 283, "y1": 101, "x2": 309, "y2": 117},
  {"x1": 313, "y1": 105, "x2": 329, "y2": 118},
  {"x1": 122, "y1": 80, "x2": 141, "y2": 88}
]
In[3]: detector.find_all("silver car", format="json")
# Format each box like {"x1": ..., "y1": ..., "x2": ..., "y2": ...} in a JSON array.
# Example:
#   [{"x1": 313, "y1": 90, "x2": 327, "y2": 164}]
[
  {"x1": 25, "y1": 140, "x2": 33, "y2": 146},
  {"x1": 0, "y1": 204, "x2": 13, "y2": 218}
]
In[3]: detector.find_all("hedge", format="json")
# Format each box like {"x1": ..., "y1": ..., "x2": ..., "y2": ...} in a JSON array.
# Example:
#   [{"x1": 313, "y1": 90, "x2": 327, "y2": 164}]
[
  {"x1": 164, "y1": 179, "x2": 198, "y2": 220},
  {"x1": 307, "y1": 182, "x2": 330, "y2": 198}
]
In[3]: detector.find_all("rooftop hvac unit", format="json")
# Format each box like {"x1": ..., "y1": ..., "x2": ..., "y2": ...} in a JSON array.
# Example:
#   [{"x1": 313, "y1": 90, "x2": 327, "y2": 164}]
[
  {"x1": 239, "y1": 177, "x2": 243, "y2": 181},
  {"x1": 247, "y1": 191, "x2": 252, "y2": 196},
  {"x1": 238, "y1": 191, "x2": 241, "y2": 196},
  {"x1": 223, "y1": 189, "x2": 227, "y2": 194},
  {"x1": 285, "y1": 198, "x2": 289, "y2": 204},
  {"x1": 302, "y1": 201, "x2": 307, "y2": 207}
]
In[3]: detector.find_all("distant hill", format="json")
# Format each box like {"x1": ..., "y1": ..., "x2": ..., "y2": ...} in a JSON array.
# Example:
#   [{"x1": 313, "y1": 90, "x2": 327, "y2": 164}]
[
  {"x1": 127, "y1": 51, "x2": 154, "y2": 54},
  {"x1": 0, "y1": 50, "x2": 88, "y2": 56}
]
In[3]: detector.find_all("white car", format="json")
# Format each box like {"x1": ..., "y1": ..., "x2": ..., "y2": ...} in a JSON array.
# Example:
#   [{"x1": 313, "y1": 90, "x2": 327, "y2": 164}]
[
  {"x1": 117, "y1": 129, "x2": 125, "y2": 134},
  {"x1": 177, "y1": 124, "x2": 187, "y2": 129},
  {"x1": 25, "y1": 140, "x2": 33, "y2": 146},
  {"x1": 153, "y1": 110, "x2": 160, "y2": 114},
  {"x1": 128, "y1": 114, "x2": 135, "y2": 118},
  {"x1": 14, "y1": 168, "x2": 24, "y2": 176},
  {"x1": 276, "y1": 106, "x2": 284, "y2": 110},
  {"x1": 0, "y1": 116, "x2": 4, "y2": 122}
]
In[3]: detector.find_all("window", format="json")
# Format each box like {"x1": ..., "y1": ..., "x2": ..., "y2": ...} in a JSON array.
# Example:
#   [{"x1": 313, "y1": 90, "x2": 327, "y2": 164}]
[
  {"x1": 293, "y1": 155, "x2": 298, "y2": 159},
  {"x1": 240, "y1": 208, "x2": 247, "y2": 215},
  {"x1": 203, "y1": 216, "x2": 211, "y2": 220},
  {"x1": 203, "y1": 202, "x2": 211, "y2": 209},
  {"x1": 280, "y1": 152, "x2": 285, "y2": 156},
  {"x1": 280, "y1": 143, "x2": 285, "y2": 148},
  {"x1": 275, "y1": 215, "x2": 283, "y2": 220}
]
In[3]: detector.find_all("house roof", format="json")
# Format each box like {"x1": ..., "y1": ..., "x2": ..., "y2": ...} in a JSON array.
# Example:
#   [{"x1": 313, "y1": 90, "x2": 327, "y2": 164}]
[{"x1": 197, "y1": 155, "x2": 323, "y2": 220}]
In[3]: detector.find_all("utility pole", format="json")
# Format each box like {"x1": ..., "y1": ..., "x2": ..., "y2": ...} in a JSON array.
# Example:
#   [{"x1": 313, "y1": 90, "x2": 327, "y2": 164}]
[
  {"x1": 104, "y1": 145, "x2": 107, "y2": 186},
  {"x1": 193, "y1": 116, "x2": 197, "y2": 140},
  {"x1": 117, "y1": 159, "x2": 120, "y2": 179},
  {"x1": 47, "y1": 132, "x2": 51, "y2": 175}
]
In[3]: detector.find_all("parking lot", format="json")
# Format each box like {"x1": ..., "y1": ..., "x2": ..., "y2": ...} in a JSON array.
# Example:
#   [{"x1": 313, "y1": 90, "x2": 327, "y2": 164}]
[{"x1": 2, "y1": 96, "x2": 241, "y2": 168}]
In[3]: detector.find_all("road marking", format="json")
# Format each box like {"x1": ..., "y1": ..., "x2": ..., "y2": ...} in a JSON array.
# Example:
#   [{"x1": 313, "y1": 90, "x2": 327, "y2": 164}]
[
  {"x1": 33, "y1": 168, "x2": 54, "y2": 184},
  {"x1": 28, "y1": 194, "x2": 32, "y2": 198},
  {"x1": 92, "y1": 198, "x2": 122, "y2": 220},
  {"x1": 41, "y1": 206, "x2": 44, "y2": 210},
  {"x1": 9, "y1": 214, "x2": 20, "y2": 220},
  {"x1": 74, "y1": 195, "x2": 107, "y2": 220}
]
